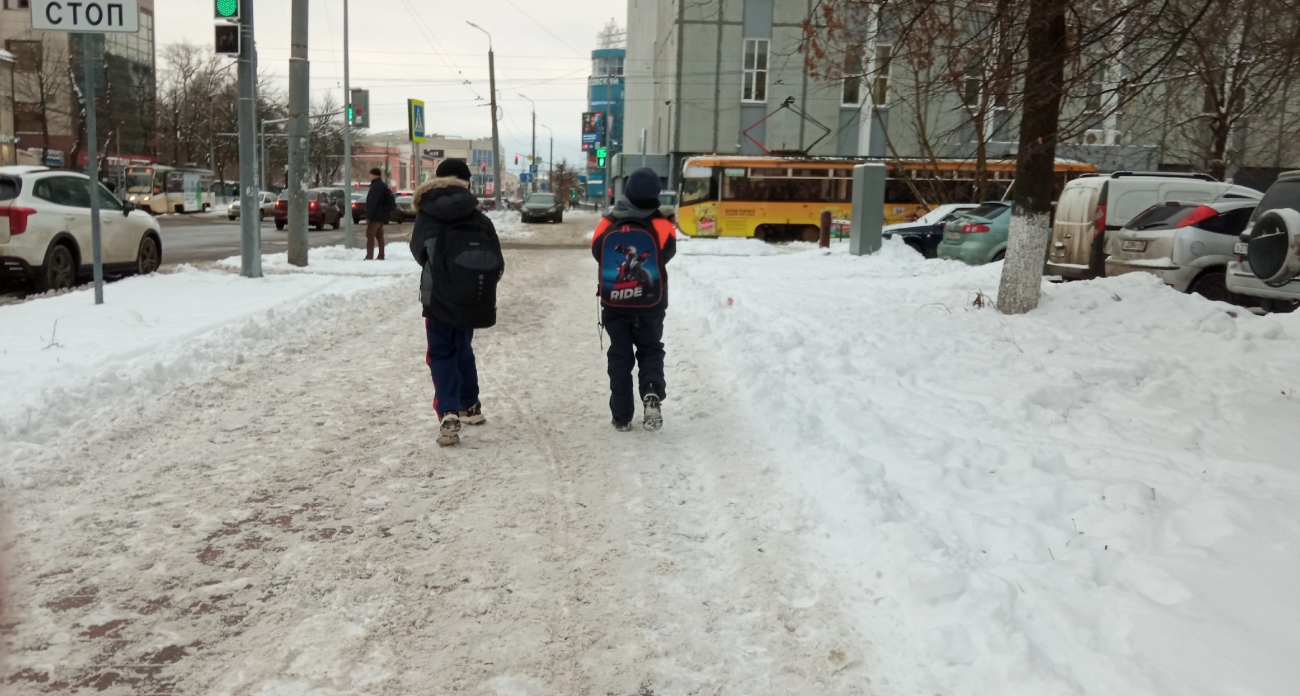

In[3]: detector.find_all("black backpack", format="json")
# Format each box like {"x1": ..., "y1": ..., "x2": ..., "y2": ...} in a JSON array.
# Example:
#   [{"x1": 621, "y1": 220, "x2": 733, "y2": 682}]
[
  {"x1": 597, "y1": 217, "x2": 664, "y2": 310},
  {"x1": 427, "y1": 216, "x2": 504, "y2": 326}
]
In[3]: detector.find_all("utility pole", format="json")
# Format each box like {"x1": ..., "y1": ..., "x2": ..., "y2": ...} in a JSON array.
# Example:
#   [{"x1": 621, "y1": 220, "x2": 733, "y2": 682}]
[
  {"x1": 469, "y1": 22, "x2": 504, "y2": 211},
  {"x1": 237, "y1": 0, "x2": 262, "y2": 278},
  {"x1": 341, "y1": 0, "x2": 354, "y2": 249},
  {"x1": 83, "y1": 36, "x2": 103, "y2": 305},
  {"x1": 287, "y1": 0, "x2": 310, "y2": 266},
  {"x1": 542, "y1": 124, "x2": 553, "y2": 189}
]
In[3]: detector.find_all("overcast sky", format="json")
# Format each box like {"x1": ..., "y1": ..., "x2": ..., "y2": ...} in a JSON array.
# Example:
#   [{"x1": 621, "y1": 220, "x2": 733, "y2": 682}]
[{"x1": 156, "y1": 0, "x2": 623, "y2": 174}]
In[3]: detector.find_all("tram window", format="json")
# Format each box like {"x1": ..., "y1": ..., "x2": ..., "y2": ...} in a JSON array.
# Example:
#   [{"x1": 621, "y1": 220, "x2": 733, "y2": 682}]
[{"x1": 681, "y1": 176, "x2": 716, "y2": 204}]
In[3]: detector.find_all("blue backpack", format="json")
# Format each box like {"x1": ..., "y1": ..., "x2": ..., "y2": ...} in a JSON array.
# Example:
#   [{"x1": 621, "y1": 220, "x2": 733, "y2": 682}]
[{"x1": 597, "y1": 217, "x2": 664, "y2": 309}]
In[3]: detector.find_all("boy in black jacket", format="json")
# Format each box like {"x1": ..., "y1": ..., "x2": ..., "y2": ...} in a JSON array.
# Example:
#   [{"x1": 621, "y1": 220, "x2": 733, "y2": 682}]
[
  {"x1": 410, "y1": 160, "x2": 505, "y2": 447},
  {"x1": 591, "y1": 168, "x2": 677, "y2": 431}
]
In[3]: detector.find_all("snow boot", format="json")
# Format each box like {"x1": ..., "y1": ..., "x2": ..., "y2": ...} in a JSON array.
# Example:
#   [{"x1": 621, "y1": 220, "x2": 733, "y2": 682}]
[
  {"x1": 613, "y1": 420, "x2": 634, "y2": 432},
  {"x1": 459, "y1": 402, "x2": 486, "y2": 426},
  {"x1": 438, "y1": 412, "x2": 462, "y2": 447},
  {"x1": 642, "y1": 394, "x2": 663, "y2": 432}
]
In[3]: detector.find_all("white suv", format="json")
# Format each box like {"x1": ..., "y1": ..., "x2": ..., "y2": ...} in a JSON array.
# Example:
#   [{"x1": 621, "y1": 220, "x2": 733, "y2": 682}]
[
  {"x1": 0, "y1": 166, "x2": 163, "y2": 292},
  {"x1": 1226, "y1": 171, "x2": 1300, "y2": 312}
]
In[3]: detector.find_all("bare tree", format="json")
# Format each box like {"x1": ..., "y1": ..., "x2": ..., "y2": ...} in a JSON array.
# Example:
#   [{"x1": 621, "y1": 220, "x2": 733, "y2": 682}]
[
  {"x1": 308, "y1": 92, "x2": 344, "y2": 187},
  {"x1": 549, "y1": 159, "x2": 581, "y2": 204},
  {"x1": 10, "y1": 40, "x2": 71, "y2": 166}
]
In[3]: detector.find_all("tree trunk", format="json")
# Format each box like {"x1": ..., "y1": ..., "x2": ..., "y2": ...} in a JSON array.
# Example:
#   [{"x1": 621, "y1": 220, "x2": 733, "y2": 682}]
[{"x1": 996, "y1": 0, "x2": 1068, "y2": 315}]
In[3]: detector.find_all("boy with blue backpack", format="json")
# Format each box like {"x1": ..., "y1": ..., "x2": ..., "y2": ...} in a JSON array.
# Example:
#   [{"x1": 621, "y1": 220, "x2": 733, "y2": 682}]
[{"x1": 591, "y1": 168, "x2": 677, "y2": 431}]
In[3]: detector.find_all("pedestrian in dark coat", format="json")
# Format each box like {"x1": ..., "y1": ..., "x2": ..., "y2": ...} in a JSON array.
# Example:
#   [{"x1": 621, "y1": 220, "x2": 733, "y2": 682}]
[
  {"x1": 410, "y1": 159, "x2": 505, "y2": 447},
  {"x1": 364, "y1": 168, "x2": 394, "y2": 260}
]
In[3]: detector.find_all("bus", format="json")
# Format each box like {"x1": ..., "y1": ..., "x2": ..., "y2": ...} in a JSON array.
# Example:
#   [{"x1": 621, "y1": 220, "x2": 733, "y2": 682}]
[
  {"x1": 122, "y1": 165, "x2": 216, "y2": 214},
  {"x1": 676, "y1": 156, "x2": 1098, "y2": 241}
]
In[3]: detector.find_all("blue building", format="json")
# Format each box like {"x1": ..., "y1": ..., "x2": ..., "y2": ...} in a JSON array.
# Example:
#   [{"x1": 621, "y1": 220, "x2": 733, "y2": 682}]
[{"x1": 586, "y1": 22, "x2": 625, "y2": 199}]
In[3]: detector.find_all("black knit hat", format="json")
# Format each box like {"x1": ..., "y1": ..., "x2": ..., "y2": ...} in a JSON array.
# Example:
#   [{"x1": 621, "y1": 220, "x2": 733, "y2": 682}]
[
  {"x1": 624, "y1": 167, "x2": 662, "y2": 209},
  {"x1": 436, "y1": 159, "x2": 473, "y2": 182}
]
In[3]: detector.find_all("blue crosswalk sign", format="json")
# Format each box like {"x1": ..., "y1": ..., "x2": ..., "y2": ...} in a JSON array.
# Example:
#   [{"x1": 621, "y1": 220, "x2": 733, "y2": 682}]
[{"x1": 408, "y1": 99, "x2": 425, "y2": 143}]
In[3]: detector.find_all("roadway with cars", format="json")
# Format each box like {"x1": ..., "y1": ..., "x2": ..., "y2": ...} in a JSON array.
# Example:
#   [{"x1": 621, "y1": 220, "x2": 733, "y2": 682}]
[{"x1": 156, "y1": 213, "x2": 409, "y2": 264}]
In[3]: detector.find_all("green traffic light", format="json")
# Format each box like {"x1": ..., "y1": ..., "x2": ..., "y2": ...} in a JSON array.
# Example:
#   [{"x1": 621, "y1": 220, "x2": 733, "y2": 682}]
[{"x1": 215, "y1": 0, "x2": 239, "y2": 18}]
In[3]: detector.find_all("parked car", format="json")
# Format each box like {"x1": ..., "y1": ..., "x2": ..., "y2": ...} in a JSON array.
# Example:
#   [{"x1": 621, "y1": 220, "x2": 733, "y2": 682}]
[
  {"x1": 1046, "y1": 171, "x2": 1261, "y2": 280},
  {"x1": 393, "y1": 190, "x2": 415, "y2": 222},
  {"x1": 936, "y1": 201, "x2": 1012, "y2": 265},
  {"x1": 228, "y1": 191, "x2": 277, "y2": 221},
  {"x1": 521, "y1": 193, "x2": 563, "y2": 223},
  {"x1": 1104, "y1": 199, "x2": 1257, "y2": 302},
  {"x1": 350, "y1": 192, "x2": 367, "y2": 224},
  {"x1": 1227, "y1": 171, "x2": 1300, "y2": 312},
  {"x1": 883, "y1": 203, "x2": 980, "y2": 258},
  {"x1": 274, "y1": 189, "x2": 344, "y2": 231},
  {"x1": 0, "y1": 166, "x2": 162, "y2": 291},
  {"x1": 658, "y1": 191, "x2": 678, "y2": 223}
]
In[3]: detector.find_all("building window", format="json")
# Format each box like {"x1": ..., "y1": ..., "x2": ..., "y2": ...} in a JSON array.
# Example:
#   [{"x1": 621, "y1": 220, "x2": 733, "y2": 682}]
[
  {"x1": 15, "y1": 102, "x2": 43, "y2": 133},
  {"x1": 6, "y1": 40, "x2": 42, "y2": 73},
  {"x1": 871, "y1": 44, "x2": 892, "y2": 106},
  {"x1": 4, "y1": 0, "x2": 31, "y2": 9},
  {"x1": 841, "y1": 48, "x2": 863, "y2": 106},
  {"x1": 742, "y1": 38, "x2": 769, "y2": 103}
]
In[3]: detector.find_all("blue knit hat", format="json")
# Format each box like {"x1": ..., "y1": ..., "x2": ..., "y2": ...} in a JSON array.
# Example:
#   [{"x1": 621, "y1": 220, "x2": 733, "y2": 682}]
[{"x1": 624, "y1": 167, "x2": 661, "y2": 209}]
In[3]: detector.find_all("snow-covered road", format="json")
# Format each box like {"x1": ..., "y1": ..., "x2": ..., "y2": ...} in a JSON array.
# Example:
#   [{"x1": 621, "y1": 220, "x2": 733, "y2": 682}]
[{"x1": 3, "y1": 249, "x2": 870, "y2": 694}]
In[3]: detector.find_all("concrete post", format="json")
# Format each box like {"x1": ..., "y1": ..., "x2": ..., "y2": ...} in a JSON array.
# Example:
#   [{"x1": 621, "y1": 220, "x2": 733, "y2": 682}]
[
  {"x1": 850, "y1": 163, "x2": 886, "y2": 256},
  {"x1": 286, "y1": 0, "x2": 310, "y2": 267}
]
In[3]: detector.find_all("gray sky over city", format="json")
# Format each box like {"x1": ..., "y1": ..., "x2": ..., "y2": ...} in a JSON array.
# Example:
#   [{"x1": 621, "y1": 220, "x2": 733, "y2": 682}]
[{"x1": 156, "y1": 0, "x2": 624, "y2": 174}]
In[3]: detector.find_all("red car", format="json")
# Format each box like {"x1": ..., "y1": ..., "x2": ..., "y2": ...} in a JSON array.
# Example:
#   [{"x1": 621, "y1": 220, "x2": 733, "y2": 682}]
[{"x1": 274, "y1": 189, "x2": 344, "y2": 231}]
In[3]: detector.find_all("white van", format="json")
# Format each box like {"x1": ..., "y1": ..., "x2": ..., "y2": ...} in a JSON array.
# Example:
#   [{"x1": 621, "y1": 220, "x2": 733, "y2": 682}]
[{"x1": 1046, "y1": 172, "x2": 1261, "y2": 280}]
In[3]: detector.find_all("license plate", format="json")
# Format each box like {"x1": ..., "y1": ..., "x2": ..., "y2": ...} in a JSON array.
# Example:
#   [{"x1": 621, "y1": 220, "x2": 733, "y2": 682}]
[
  {"x1": 1120, "y1": 240, "x2": 1147, "y2": 252},
  {"x1": 1234, "y1": 242, "x2": 1249, "y2": 255},
  {"x1": 944, "y1": 231, "x2": 962, "y2": 241}
]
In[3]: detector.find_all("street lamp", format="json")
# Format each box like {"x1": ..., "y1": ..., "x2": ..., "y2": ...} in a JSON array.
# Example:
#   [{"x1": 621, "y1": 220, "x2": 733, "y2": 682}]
[
  {"x1": 518, "y1": 92, "x2": 536, "y2": 196},
  {"x1": 467, "y1": 21, "x2": 503, "y2": 210}
]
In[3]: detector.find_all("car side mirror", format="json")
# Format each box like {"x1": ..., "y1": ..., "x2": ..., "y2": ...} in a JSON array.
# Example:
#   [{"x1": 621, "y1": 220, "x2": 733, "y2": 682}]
[{"x1": 123, "y1": 201, "x2": 134, "y2": 216}]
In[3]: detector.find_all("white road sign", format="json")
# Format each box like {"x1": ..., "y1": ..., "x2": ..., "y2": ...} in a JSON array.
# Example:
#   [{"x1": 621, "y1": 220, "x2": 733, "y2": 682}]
[{"x1": 31, "y1": 0, "x2": 139, "y2": 33}]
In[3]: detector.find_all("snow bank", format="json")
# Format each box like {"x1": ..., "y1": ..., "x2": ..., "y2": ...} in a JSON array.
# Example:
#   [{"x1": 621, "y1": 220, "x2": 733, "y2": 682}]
[
  {"x1": 675, "y1": 239, "x2": 1300, "y2": 696},
  {"x1": 214, "y1": 242, "x2": 419, "y2": 277},
  {"x1": 0, "y1": 266, "x2": 400, "y2": 472}
]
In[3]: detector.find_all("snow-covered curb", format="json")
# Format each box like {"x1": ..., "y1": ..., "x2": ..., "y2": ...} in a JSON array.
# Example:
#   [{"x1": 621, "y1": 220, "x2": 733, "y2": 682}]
[
  {"x1": 0, "y1": 265, "x2": 402, "y2": 474},
  {"x1": 675, "y1": 239, "x2": 1300, "y2": 695}
]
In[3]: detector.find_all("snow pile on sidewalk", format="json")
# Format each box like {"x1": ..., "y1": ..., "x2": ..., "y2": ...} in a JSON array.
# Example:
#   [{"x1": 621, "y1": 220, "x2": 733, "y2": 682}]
[
  {"x1": 674, "y1": 238, "x2": 1300, "y2": 696},
  {"x1": 214, "y1": 242, "x2": 419, "y2": 277},
  {"x1": 0, "y1": 265, "x2": 400, "y2": 473}
]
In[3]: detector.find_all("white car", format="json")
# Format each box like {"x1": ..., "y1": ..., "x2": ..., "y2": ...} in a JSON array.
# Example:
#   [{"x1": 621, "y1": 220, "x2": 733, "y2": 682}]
[
  {"x1": 1104, "y1": 199, "x2": 1257, "y2": 301},
  {"x1": 0, "y1": 166, "x2": 163, "y2": 292},
  {"x1": 1226, "y1": 171, "x2": 1300, "y2": 312},
  {"x1": 228, "y1": 191, "x2": 277, "y2": 221}
]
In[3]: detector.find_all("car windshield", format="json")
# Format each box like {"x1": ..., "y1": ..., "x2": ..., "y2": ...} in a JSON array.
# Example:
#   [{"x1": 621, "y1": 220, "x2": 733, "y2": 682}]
[
  {"x1": 962, "y1": 203, "x2": 1011, "y2": 221},
  {"x1": 1126, "y1": 203, "x2": 1198, "y2": 230},
  {"x1": 1251, "y1": 179, "x2": 1300, "y2": 221},
  {"x1": 529, "y1": 194, "x2": 556, "y2": 205},
  {"x1": 125, "y1": 171, "x2": 153, "y2": 194}
]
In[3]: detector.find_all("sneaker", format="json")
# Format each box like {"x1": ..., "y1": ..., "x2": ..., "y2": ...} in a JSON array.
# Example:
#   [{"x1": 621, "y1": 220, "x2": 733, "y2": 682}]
[
  {"x1": 642, "y1": 394, "x2": 663, "y2": 432},
  {"x1": 612, "y1": 420, "x2": 634, "y2": 432},
  {"x1": 438, "y1": 412, "x2": 462, "y2": 447},
  {"x1": 459, "y1": 402, "x2": 486, "y2": 426}
]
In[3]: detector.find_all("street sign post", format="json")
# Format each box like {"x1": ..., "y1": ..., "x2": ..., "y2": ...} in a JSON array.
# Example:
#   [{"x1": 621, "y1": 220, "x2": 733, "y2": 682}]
[
  {"x1": 407, "y1": 99, "x2": 425, "y2": 142},
  {"x1": 31, "y1": 0, "x2": 140, "y2": 305}
]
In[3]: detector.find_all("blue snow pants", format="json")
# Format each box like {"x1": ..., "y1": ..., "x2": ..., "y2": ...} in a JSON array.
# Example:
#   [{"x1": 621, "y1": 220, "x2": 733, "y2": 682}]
[{"x1": 425, "y1": 317, "x2": 479, "y2": 419}]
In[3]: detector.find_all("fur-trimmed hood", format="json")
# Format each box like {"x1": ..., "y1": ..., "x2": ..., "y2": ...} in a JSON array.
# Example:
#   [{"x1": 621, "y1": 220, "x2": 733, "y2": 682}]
[{"x1": 414, "y1": 176, "x2": 478, "y2": 222}]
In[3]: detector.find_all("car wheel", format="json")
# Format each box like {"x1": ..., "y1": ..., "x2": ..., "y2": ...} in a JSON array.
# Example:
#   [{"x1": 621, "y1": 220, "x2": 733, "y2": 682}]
[
  {"x1": 314, "y1": 220, "x2": 324, "y2": 231},
  {"x1": 557, "y1": 214, "x2": 564, "y2": 223},
  {"x1": 1261, "y1": 298, "x2": 1299, "y2": 314},
  {"x1": 228, "y1": 214, "x2": 237, "y2": 221},
  {"x1": 136, "y1": 234, "x2": 161, "y2": 275},
  {"x1": 203, "y1": 203, "x2": 211, "y2": 211},
  {"x1": 38, "y1": 243, "x2": 77, "y2": 292},
  {"x1": 1189, "y1": 270, "x2": 1233, "y2": 303},
  {"x1": 259, "y1": 210, "x2": 266, "y2": 222},
  {"x1": 276, "y1": 220, "x2": 285, "y2": 230},
  {"x1": 904, "y1": 239, "x2": 925, "y2": 257},
  {"x1": 992, "y1": 250, "x2": 1006, "y2": 263},
  {"x1": 332, "y1": 216, "x2": 341, "y2": 230}
]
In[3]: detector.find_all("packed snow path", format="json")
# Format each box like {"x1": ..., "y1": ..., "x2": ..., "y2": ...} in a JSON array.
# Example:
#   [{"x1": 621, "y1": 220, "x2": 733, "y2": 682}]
[{"x1": 3, "y1": 249, "x2": 873, "y2": 695}]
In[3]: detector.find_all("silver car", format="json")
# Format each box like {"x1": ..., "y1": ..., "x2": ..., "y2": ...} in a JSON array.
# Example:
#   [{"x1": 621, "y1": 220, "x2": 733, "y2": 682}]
[
  {"x1": 1105, "y1": 199, "x2": 1257, "y2": 302},
  {"x1": 228, "y1": 191, "x2": 277, "y2": 221}
]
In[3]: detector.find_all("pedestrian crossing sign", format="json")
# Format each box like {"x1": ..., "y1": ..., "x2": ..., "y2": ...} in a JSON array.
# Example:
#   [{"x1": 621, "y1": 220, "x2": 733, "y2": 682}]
[{"x1": 408, "y1": 99, "x2": 426, "y2": 143}]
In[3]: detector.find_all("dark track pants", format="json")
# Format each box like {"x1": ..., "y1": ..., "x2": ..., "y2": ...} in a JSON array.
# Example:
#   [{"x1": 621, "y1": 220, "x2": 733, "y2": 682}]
[
  {"x1": 425, "y1": 317, "x2": 479, "y2": 419},
  {"x1": 602, "y1": 309, "x2": 666, "y2": 424}
]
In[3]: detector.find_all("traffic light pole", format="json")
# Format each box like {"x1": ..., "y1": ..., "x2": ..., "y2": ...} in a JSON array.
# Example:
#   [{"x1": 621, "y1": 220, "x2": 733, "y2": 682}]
[
  {"x1": 340, "y1": 0, "x2": 354, "y2": 249},
  {"x1": 237, "y1": 0, "x2": 262, "y2": 278},
  {"x1": 488, "y1": 46, "x2": 502, "y2": 210}
]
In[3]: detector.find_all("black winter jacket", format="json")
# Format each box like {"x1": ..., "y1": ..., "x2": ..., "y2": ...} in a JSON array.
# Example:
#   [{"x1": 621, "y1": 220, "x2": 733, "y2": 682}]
[
  {"x1": 410, "y1": 177, "x2": 504, "y2": 327},
  {"x1": 365, "y1": 178, "x2": 393, "y2": 222}
]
